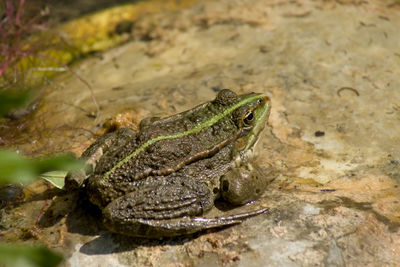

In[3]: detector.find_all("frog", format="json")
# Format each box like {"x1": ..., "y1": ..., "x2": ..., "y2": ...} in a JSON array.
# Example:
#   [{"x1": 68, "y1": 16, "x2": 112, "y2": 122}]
[{"x1": 65, "y1": 89, "x2": 272, "y2": 238}]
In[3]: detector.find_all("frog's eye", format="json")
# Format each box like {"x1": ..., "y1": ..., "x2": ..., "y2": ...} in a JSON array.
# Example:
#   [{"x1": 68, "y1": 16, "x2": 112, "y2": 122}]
[{"x1": 244, "y1": 110, "x2": 254, "y2": 125}]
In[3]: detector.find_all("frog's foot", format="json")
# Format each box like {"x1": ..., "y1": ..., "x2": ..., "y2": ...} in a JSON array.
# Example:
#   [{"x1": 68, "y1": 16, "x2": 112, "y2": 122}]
[{"x1": 104, "y1": 207, "x2": 268, "y2": 238}]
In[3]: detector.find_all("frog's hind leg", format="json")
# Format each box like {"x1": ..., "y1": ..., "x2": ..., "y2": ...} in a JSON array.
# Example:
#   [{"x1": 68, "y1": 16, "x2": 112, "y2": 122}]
[
  {"x1": 102, "y1": 183, "x2": 268, "y2": 238},
  {"x1": 102, "y1": 183, "x2": 212, "y2": 237}
]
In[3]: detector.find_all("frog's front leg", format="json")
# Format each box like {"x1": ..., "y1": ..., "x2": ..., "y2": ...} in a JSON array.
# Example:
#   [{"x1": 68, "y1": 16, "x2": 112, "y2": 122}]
[
  {"x1": 220, "y1": 162, "x2": 275, "y2": 205},
  {"x1": 65, "y1": 128, "x2": 136, "y2": 190},
  {"x1": 102, "y1": 182, "x2": 267, "y2": 238}
]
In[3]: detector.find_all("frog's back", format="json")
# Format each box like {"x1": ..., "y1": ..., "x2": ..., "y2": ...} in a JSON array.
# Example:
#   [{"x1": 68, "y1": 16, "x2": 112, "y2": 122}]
[{"x1": 96, "y1": 98, "x2": 238, "y2": 180}]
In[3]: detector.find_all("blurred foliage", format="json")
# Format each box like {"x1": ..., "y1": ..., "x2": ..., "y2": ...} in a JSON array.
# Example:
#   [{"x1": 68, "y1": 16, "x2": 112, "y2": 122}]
[
  {"x1": 0, "y1": 150, "x2": 83, "y2": 186},
  {"x1": 0, "y1": 243, "x2": 63, "y2": 267},
  {"x1": 0, "y1": 90, "x2": 32, "y2": 117}
]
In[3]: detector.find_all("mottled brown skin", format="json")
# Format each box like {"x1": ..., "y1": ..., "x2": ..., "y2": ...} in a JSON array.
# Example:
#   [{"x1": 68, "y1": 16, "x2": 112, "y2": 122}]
[{"x1": 66, "y1": 89, "x2": 271, "y2": 238}]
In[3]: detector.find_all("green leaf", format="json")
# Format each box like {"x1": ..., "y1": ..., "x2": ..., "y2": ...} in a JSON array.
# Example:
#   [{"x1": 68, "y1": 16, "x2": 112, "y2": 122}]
[
  {"x1": 39, "y1": 171, "x2": 68, "y2": 189},
  {"x1": 0, "y1": 243, "x2": 63, "y2": 267},
  {"x1": 33, "y1": 154, "x2": 84, "y2": 175},
  {"x1": 0, "y1": 150, "x2": 84, "y2": 186},
  {"x1": 0, "y1": 90, "x2": 32, "y2": 117}
]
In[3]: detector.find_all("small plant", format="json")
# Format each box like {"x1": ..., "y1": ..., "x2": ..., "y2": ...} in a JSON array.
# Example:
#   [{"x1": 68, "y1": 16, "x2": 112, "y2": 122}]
[
  {"x1": 0, "y1": 0, "x2": 99, "y2": 117},
  {"x1": 0, "y1": 0, "x2": 52, "y2": 86},
  {"x1": 0, "y1": 243, "x2": 63, "y2": 267}
]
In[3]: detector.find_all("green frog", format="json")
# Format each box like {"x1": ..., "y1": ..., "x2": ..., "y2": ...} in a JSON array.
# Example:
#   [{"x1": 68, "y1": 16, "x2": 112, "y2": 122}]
[{"x1": 65, "y1": 89, "x2": 271, "y2": 238}]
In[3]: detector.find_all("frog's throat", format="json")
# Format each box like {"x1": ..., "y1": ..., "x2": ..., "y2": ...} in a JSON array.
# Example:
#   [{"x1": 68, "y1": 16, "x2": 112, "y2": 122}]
[{"x1": 103, "y1": 94, "x2": 267, "y2": 181}]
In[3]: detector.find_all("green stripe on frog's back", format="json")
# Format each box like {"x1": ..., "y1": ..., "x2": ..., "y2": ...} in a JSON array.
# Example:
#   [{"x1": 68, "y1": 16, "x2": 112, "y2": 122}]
[{"x1": 103, "y1": 94, "x2": 265, "y2": 181}]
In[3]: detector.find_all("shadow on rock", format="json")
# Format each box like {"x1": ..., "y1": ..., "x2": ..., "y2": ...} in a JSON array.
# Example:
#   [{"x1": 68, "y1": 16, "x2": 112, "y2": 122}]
[
  {"x1": 63, "y1": 192, "x2": 104, "y2": 236},
  {"x1": 38, "y1": 189, "x2": 104, "y2": 236},
  {"x1": 79, "y1": 231, "x2": 201, "y2": 255}
]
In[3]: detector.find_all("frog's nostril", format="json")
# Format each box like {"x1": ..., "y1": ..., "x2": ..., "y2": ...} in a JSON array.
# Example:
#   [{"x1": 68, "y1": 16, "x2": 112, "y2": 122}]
[{"x1": 222, "y1": 180, "x2": 229, "y2": 192}]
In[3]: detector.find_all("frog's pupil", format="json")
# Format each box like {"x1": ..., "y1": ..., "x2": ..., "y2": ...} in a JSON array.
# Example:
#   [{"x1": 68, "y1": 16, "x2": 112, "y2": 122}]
[{"x1": 246, "y1": 112, "x2": 254, "y2": 121}]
